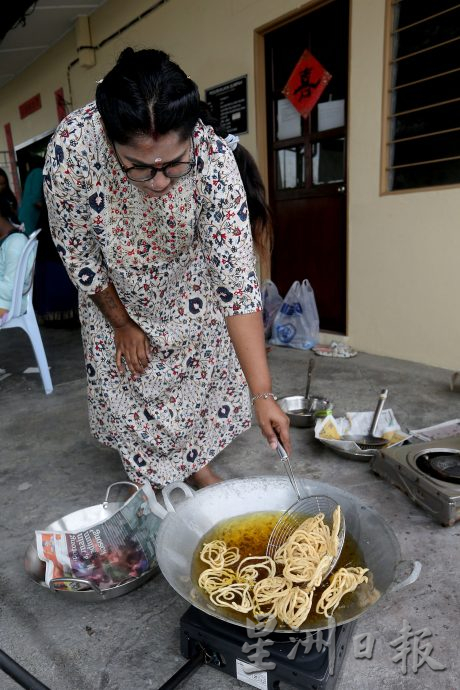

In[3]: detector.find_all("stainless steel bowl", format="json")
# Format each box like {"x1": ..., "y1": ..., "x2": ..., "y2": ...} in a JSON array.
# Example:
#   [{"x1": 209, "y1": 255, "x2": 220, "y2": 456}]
[{"x1": 278, "y1": 395, "x2": 333, "y2": 428}]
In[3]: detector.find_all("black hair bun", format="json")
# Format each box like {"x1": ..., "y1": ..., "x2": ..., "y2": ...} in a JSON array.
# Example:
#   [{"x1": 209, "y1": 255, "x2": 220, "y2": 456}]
[{"x1": 117, "y1": 47, "x2": 136, "y2": 64}]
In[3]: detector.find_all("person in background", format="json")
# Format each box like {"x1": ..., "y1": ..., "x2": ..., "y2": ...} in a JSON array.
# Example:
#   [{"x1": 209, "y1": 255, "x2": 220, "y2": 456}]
[
  {"x1": 32, "y1": 199, "x2": 79, "y2": 326},
  {"x1": 19, "y1": 156, "x2": 44, "y2": 237},
  {"x1": 0, "y1": 168, "x2": 19, "y2": 223},
  {"x1": 44, "y1": 47, "x2": 290, "y2": 491},
  {"x1": 0, "y1": 196, "x2": 28, "y2": 324}
]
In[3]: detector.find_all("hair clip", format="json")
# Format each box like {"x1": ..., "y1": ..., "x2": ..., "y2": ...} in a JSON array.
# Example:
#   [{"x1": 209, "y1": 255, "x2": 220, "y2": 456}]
[{"x1": 225, "y1": 134, "x2": 240, "y2": 151}]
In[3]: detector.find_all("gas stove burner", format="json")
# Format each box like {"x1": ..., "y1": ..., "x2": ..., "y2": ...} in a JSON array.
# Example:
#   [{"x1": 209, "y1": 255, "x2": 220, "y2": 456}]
[
  {"x1": 415, "y1": 448, "x2": 460, "y2": 484},
  {"x1": 370, "y1": 435, "x2": 460, "y2": 526}
]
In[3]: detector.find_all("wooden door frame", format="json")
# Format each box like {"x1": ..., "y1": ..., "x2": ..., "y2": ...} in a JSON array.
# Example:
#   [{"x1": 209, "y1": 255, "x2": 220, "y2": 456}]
[{"x1": 253, "y1": 0, "x2": 348, "y2": 283}]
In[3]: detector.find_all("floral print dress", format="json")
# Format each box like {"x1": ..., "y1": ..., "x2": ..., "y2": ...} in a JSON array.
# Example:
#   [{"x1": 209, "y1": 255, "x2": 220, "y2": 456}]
[{"x1": 43, "y1": 103, "x2": 261, "y2": 488}]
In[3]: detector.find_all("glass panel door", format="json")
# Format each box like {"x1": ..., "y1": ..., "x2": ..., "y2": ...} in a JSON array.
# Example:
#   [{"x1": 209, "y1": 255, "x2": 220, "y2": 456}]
[{"x1": 276, "y1": 146, "x2": 305, "y2": 189}]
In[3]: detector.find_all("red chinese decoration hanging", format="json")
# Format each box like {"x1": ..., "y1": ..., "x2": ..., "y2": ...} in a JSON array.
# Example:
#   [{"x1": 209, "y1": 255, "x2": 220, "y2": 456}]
[{"x1": 283, "y1": 49, "x2": 332, "y2": 118}]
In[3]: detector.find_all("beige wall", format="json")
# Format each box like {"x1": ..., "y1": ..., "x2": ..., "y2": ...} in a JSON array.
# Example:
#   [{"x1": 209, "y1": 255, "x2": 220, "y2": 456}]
[
  {"x1": 0, "y1": 32, "x2": 74, "y2": 151},
  {"x1": 348, "y1": 0, "x2": 460, "y2": 370},
  {"x1": 0, "y1": 0, "x2": 458, "y2": 370},
  {"x1": 0, "y1": 0, "x2": 295, "y2": 152}
]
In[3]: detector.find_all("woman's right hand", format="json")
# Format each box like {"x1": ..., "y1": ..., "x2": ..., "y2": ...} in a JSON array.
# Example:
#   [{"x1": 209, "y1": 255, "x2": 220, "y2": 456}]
[
  {"x1": 113, "y1": 320, "x2": 152, "y2": 376},
  {"x1": 253, "y1": 398, "x2": 291, "y2": 455}
]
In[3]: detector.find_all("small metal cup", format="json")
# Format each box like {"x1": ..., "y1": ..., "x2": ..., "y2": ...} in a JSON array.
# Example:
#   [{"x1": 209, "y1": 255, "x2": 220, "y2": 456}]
[
  {"x1": 278, "y1": 395, "x2": 333, "y2": 428},
  {"x1": 306, "y1": 395, "x2": 333, "y2": 417}
]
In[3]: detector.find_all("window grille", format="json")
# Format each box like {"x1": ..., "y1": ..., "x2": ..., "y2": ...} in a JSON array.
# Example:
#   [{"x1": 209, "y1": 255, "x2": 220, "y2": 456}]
[{"x1": 385, "y1": 0, "x2": 460, "y2": 191}]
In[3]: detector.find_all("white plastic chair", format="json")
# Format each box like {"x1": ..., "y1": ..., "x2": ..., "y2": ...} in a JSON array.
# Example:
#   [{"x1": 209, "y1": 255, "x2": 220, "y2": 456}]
[{"x1": 0, "y1": 229, "x2": 53, "y2": 394}]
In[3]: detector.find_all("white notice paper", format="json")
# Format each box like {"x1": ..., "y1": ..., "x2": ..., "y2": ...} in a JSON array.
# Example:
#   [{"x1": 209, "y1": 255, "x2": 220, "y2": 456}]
[
  {"x1": 277, "y1": 98, "x2": 302, "y2": 139},
  {"x1": 318, "y1": 99, "x2": 345, "y2": 131}
]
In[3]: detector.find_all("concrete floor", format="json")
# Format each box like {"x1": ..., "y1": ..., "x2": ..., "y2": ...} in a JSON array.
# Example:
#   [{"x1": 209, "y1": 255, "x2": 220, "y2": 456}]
[{"x1": 0, "y1": 324, "x2": 459, "y2": 690}]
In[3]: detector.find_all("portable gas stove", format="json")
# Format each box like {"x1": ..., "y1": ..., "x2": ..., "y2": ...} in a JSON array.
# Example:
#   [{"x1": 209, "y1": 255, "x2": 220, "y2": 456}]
[
  {"x1": 162, "y1": 606, "x2": 355, "y2": 690},
  {"x1": 370, "y1": 435, "x2": 460, "y2": 526}
]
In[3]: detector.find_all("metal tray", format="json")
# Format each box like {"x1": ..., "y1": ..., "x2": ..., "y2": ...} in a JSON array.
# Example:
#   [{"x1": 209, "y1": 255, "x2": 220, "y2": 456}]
[{"x1": 318, "y1": 438, "x2": 378, "y2": 462}]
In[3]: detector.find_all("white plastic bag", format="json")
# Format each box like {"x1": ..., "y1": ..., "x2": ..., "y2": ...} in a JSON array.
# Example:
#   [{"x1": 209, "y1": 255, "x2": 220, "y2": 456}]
[
  {"x1": 269, "y1": 279, "x2": 319, "y2": 350},
  {"x1": 261, "y1": 280, "x2": 283, "y2": 339}
]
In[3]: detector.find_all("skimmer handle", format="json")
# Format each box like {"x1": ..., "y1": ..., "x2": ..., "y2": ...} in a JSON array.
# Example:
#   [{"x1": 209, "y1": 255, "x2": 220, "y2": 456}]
[
  {"x1": 369, "y1": 388, "x2": 388, "y2": 436},
  {"x1": 276, "y1": 441, "x2": 302, "y2": 501},
  {"x1": 304, "y1": 357, "x2": 315, "y2": 400}
]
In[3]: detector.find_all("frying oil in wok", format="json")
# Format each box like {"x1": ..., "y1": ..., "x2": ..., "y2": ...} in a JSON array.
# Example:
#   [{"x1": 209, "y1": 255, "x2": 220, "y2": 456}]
[
  {"x1": 196, "y1": 511, "x2": 282, "y2": 559},
  {"x1": 192, "y1": 511, "x2": 374, "y2": 629}
]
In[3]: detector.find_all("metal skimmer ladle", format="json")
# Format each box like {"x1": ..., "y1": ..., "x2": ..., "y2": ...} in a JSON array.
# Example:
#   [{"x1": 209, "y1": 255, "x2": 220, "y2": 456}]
[
  {"x1": 342, "y1": 388, "x2": 389, "y2": 450},
  {"x1": 266, "y1": 441, "x2": 345, "y2": 581}
]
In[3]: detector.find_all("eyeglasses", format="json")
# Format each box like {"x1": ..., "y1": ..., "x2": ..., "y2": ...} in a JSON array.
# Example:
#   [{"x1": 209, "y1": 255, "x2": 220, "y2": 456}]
[{"x1": 112, "y1": 141, "x2": 194, "y2": 182}]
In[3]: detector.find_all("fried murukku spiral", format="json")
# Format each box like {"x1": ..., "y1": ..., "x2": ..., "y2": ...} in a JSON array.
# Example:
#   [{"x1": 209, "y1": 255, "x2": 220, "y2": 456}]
[
  {"x1": 275, "y1": 508, "x2": 340, "y2": 589},
  {"x1": 198, "y1": 567, "x2": 236, "y2": 592},
  {"x1": 237, "y1": 556, "x2": 276, "y2": 585},
  {"x1": 275, "y1": 586, "x2": 314, "y2": 629},
  {"x1": 252, "y1": 576, "x2": 292, "y2": 616},
  {"x1": 199, "y1": 540, "x2": 240, "y2": 569},
  {"x1": 316, "y1": 567, "x2": 369, "y2": 617},
  {"x1": 210, "y1": 583, "x2": 253, "y2": 613}
]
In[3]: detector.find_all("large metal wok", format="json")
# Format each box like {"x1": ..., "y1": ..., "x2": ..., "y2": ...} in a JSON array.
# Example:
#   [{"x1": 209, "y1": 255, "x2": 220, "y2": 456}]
[{"x1": 151, "y1": 476, "x2": 421, "y2": 633}]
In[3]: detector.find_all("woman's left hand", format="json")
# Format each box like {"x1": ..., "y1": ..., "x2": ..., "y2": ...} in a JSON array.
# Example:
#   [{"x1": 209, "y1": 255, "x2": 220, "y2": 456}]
[{"x1": 253, "y1": 398, "x2": 291, "y2": 455}]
